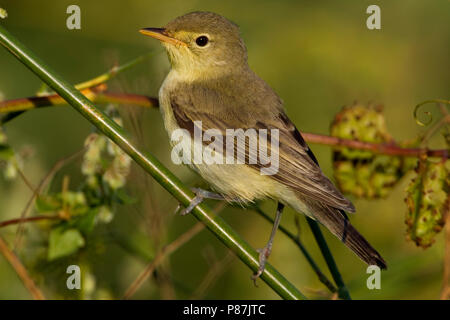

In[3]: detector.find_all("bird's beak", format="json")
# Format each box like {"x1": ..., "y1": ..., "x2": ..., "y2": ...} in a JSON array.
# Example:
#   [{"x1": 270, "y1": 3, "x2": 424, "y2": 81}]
[{"x1": 139, "y1": 27, "x2": 187, "y2": 47}]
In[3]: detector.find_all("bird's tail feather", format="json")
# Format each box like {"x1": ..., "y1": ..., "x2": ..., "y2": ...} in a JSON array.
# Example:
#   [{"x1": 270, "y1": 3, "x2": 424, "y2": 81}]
[{"x1": 311, "y1": 204, "x2": 387, "y2": 269}]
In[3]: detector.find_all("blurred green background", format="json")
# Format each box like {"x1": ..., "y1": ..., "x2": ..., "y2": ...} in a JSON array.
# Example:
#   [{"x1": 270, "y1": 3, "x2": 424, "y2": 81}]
[{"x1": 0, "y1": 0, "x2": 448, "y2": 299}]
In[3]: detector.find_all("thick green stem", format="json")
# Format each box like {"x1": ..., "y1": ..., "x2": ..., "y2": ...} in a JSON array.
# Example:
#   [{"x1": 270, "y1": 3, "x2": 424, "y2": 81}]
[
  {"x1": 0, "y1": 24, "x2": 305, "y2": 300},
  {"x1": 306, "y1": 217, "x2": 351, "y2": 300}
]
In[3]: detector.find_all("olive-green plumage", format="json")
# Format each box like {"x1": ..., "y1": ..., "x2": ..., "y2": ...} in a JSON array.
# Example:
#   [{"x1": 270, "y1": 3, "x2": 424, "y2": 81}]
[{"x1": 143, "y1": 11, "x2": 386, "y2": 268}]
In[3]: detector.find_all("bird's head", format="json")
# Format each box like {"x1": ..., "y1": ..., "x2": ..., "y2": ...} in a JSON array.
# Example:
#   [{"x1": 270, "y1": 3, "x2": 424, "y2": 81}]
[{"x1": 140, "y1": 11, "x2": 248, "y2": 79}]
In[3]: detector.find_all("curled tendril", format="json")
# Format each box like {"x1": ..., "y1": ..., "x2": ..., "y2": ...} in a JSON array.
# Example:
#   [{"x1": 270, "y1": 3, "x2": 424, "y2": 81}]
[{"x1": 414, "y1": 99, "x2": 450, "y2": 127}]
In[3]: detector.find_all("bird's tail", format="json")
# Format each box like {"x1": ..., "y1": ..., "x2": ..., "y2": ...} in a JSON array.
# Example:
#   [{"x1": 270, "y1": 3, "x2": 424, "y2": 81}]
[{"x1": 310, "y1": 204, "x2": 387, "y2": 269}]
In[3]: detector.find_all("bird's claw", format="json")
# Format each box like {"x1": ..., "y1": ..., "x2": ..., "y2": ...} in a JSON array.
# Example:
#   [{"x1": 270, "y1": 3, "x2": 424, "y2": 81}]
[
  {"x1": 176, "y1": 194, "x2": 204, "y2": 216},
  {"x1": 175, "y1": 188, "x2": 225, "y2": 216},
  {"x1": 251, "y1": 246, "x2": 271, "y2": 285}
]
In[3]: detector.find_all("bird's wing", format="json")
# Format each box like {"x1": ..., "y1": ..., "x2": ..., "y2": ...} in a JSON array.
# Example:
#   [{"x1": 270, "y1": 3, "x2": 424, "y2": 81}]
[{"x1": 169, "y1": 80, "x2": 355, "y2": 212}]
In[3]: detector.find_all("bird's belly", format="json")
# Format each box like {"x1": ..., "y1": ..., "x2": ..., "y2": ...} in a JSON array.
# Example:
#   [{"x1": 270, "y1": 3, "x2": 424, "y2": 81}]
[
  {"x1": 191, "y1": 155, "x2": 278, "y2": 203},
  {"x1": 192, "y1": 154, "x2": 312, "y2": 215}
]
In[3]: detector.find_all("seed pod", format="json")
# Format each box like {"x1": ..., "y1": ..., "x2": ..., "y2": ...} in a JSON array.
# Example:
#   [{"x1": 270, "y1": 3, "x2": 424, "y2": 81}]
[
  {"x1": 331, "y1": 103, "x2": 416, "y2": 198},
  {"x1": 405, "y1": 160, "x2": 449, "y2": 248}
]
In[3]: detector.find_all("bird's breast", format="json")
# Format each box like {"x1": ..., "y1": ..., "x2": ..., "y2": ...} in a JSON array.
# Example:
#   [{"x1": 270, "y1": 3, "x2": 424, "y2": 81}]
[{"x1": 159, "y1": 71, "x2": 184, "y2": 139}]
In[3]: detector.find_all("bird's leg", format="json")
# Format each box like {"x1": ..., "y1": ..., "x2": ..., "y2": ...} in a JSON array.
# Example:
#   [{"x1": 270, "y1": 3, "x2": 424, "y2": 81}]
[
  {"x1": 177, "y1": 188, "x2": 226, "y2": 216},
  {"x1": 252, "y1": 202, "x2": 284, "y2": 283}
]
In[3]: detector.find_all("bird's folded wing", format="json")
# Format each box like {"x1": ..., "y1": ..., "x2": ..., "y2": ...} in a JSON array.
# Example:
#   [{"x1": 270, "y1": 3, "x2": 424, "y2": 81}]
[{"x1": 169, "y1": 82, "x2": 355, "y2": 213}]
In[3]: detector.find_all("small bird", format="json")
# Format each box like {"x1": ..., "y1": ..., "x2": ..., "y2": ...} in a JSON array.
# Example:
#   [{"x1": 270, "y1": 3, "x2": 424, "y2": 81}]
[{"x1": 140, "y1": 11, "x2": 386, "y2": 279}]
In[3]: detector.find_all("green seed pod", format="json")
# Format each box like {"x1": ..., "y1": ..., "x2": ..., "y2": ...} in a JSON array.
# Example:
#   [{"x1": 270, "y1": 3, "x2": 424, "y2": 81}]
[
  {"x1": 405, "y1": 160, "x2": 449, "y2": 248},
  {"x1": 331, "y1": 103, "x2": 414, "y2": 198}
]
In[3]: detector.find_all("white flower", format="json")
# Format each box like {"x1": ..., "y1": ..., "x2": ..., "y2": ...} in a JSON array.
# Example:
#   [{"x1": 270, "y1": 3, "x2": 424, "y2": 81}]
[
  {"x1": 97, "y1": 205, "x2": 114, "y2": 223},
  {"x1": 81, "y1": 133, "x2": 106, "y2": 176},
  {"x1": 0, "y1": 8, "x2": 7, "y2": 19}
]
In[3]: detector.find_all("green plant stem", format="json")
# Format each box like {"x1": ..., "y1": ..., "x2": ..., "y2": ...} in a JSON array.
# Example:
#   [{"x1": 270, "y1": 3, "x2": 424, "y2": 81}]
[
  {"x1": 254, "y1": 206, "x2": 337, "y2": 294},
  {"x1": 0, "y1": 235, "x2": 45, "y2": 299},
  {"x1": 74, "y1": 53, "x2": 153, "y2": 91},
  {"x1": 0, "y1": 24, "x2": 305, "y2": 300},
  {"x1": 0, "y1": 87, "x2": 158, "y2": 124},
  {"x1": 0, "y1": 88, "x2": 155, "y2": 114},
  {"x1": 306, "y1": 217, "x2": 351, "y2": 300},
  {"x1": 0, "y1": 53, "x2": 153, "y2": 124},
  {"x1": 0, "y1": 215, "x2": 61, "y2": 228}
]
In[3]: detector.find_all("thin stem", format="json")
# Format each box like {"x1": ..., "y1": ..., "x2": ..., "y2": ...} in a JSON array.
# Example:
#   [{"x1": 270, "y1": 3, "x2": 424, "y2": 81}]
[
  {"x1": 0, "y1": 24, "x2": 305, "y2": 300},
  {"x1": 306, "y1": 217, "x2": 351, "y2": 300},
  {"x1": 124, "y1": 202, "x2": 226, "y2": 299},
  {"x1": 74, "y1": 53, "x2": 153, "y2": 91},
  {"x1": 0, "y1": 85, "x2": 107, "y2": 114},
  {"x1": 0, "y1": 90, "x2": 157, "y2": 125},
  {"x1": 420, "y1": 114, "x2": 450, "y2": 147},
  {"x1": 301, "y1": 132, "x2": 447, "y2": 158},
  {"x1": 1, "y1": 91, "x2": 447, "y2": 158},
  {"x1": 123, "y1": 221, "x2": 207, "y2": 299},
  {"x1": 0, "y1": 236, "x2": 45, "y2": 299},
  {"x1": 0, "y1": 52, "x2": 153, "y2": 123},
  {"x1": 13, "y1": 148, "x2": 85, "y2": 250},
  {"x1": 15, "y1": 164, "x2": 35, "y2": 192},
  {"x1": 0, "y1": 85, "x2": 107, "y2": 125},
  {"x1": 0, "y1": 215, "x2": 61, "y2": 228},
  {"x1": 253, "y1": 206, "x2": 337, "y2": 293},
  {"x1": 440, "y1": 210, "x2": 450, "y2": 300},
  {"x1": 190, "y1": 250, "x2": 234, "y2": 299},
  {"x1": 94, "y1": 91, "x2": 158, "y2": 108}
]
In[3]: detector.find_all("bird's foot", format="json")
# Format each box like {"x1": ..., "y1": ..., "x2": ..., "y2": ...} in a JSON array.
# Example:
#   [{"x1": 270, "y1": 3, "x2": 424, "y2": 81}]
[
  {"x1": 251, "y1": 245, "x2": 272, "y2": 286},
  {"x1": 251, "y1": 202, "x2": 284, "y2": 286},
  {"x1": 176, "y1": 188, "x2": 225, "y2": 216}
]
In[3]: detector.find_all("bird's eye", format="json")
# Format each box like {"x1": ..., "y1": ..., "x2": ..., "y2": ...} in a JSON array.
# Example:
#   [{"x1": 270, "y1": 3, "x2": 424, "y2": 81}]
[{"x1": 195, "y1": 36, "x2": 209, "y2": 47}]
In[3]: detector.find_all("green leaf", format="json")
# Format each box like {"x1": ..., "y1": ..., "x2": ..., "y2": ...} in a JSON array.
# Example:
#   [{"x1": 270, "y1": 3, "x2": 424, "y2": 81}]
[
  {"x1": 36, "y1": 195, "x2": 62, "y2": 212},
  {"x1": 48, "y1": 227, "x2": 85, "y2": 260},
  {"x1": 73, "y1": 207, "x2": 98, "y2": 234},
  {"x1": 109, "y1": 230, "x2": 155, "y2": 261},
  {"x1": 0, "y1": 144, "x2": 14, "y2": 160},
  {"x1": 114, "y1": 188, "x2": 137, "y2": 205}
]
